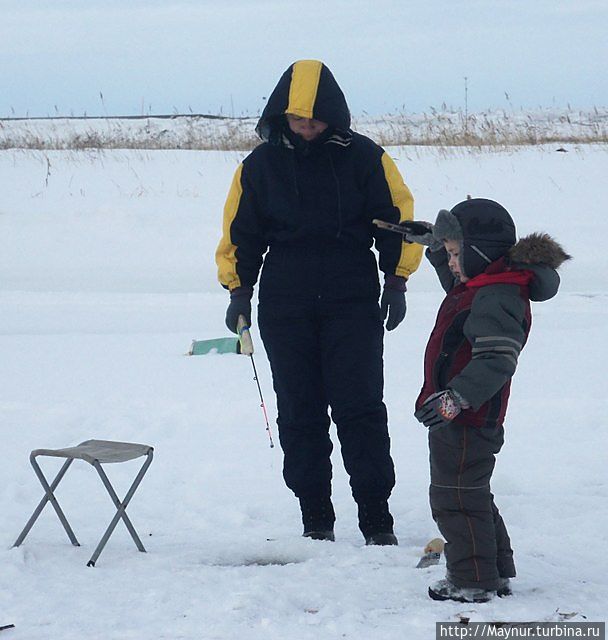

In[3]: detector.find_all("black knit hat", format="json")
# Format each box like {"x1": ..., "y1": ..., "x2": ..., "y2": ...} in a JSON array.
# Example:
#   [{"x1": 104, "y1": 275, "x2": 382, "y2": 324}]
[{"x1": 434, "y1": 198, "x2": 516, "y2": 278}]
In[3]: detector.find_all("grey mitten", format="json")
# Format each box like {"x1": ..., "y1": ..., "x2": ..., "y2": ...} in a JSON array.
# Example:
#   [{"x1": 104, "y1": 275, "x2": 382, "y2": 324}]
[{"x1": 225, "y1": 286, "x2": 253, "y2": 334}]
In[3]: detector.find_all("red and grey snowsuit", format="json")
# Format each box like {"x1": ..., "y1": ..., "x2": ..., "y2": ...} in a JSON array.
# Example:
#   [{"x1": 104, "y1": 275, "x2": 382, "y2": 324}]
[
  {"x1": 418, "y1": 201, "x2": 566, "y2": 591},
  {"x1": 215, "y1": 61, "x2": 422, "y2": 528}
]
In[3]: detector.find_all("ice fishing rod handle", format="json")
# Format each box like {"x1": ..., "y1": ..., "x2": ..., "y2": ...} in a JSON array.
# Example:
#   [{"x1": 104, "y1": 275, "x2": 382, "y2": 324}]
[{"x1": 237, "y1": 315, "x2": 254, "y2": 355}]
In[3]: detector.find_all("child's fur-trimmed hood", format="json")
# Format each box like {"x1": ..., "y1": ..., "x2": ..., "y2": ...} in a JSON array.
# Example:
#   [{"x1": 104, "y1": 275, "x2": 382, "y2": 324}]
[
  {"x1": 510, "y1": 233, "x2": 571, "y2": 302},
  {"x1": 509, "y1": 232, "x2": 572, "y2": 269}
]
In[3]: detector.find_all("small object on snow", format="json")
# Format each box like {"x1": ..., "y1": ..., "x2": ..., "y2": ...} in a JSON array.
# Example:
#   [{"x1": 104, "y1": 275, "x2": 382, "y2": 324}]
[
  {"x1": 187, "y1": 315, "x2": 254, "y2": 357},
  {"x1": 0, "y1": 623, "x2": 16, "y2": 631},
  {"x1": 455, "y1": 611, "x2": 555, "y2": 626},
  {"x1": 456, "y1": 612, "x2": 474, "y2": 624},
  {"x1": 417, "y1": 551, "x2": 441, "y2": 568},
  {"x1": 455, "y1": 609, "x2": 583, "y2": 626},
  {"x1": 556, "y1": 147, "x2": 568, "y2": 152},
  {"x1": 555, "y1": 610, "x2": 584, "y2": 621},
  {"x1": 187, "y1": 336, "x2": 241, "y2": 356},
  {"x1": 416, "y1": 537, "x2": 445, "y2": 568}
]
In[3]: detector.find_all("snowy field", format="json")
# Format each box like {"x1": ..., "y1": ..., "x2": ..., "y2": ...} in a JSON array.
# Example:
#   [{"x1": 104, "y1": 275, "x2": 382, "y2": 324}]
[{"x1": 1, "y1": 143, "x2": 606, "y2": 639}]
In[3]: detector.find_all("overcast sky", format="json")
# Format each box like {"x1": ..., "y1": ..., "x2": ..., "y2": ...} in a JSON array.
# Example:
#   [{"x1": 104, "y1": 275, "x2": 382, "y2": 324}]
[{"x1": 1, "y1": 0, "x2": 606, "y2": 118}]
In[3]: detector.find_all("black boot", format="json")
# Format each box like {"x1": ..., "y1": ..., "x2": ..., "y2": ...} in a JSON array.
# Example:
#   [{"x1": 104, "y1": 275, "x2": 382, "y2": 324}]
[
  {"x1": 357, "y1": 500, "x2": 398, "y2": 546},
  {"x1": 299, "y1": 496, "x2": 335, "y2": 542}
]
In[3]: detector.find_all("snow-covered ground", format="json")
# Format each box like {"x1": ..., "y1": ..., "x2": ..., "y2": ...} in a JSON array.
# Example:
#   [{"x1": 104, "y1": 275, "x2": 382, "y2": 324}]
[{"x1": 1, "y1": 143, "x2": 606, "y2": 639}]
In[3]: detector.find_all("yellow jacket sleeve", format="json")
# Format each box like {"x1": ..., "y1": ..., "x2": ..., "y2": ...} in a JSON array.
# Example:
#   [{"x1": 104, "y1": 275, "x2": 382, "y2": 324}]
[
  {"x1": 371, "y1": 152, "x2": 423, "y2": 279},
  {"x1": 215, "y1": 163, "x2": 267, "y2": 290}
]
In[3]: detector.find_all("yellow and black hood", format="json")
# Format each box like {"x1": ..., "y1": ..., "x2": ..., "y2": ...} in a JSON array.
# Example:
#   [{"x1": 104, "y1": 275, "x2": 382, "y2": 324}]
[{"x1": 255, "y1": 60, "x2": 351, "y2": 143}]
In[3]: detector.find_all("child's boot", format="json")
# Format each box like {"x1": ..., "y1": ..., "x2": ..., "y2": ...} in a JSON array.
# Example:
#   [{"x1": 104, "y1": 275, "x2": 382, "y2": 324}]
[
  {"x1": 428, "y1": 578, "x2": 495, "y2": 603},
  {"x1": 497, "y1": 577, "x2": 513, "y2": 597}
]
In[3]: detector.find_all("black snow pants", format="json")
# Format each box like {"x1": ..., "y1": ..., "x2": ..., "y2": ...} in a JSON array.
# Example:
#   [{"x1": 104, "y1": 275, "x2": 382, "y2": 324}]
[
  {"x1": 258, "y1": 295, "x2": 395, "y2": 505},
  {"x1": 429, "y1": 422, "x2": 516, "y2": 591}
]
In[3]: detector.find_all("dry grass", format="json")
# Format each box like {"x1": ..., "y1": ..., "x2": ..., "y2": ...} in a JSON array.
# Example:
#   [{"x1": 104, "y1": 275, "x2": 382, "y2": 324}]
[
  {"x1": 0, "y1": 115, "x2": 259, "y2": 151},
  {"x1": 1, "y1": 107, "x2": 606, "y2": 152},
  {"x1": 357, "y1": 107, "x2": 608, "y2": 148}
]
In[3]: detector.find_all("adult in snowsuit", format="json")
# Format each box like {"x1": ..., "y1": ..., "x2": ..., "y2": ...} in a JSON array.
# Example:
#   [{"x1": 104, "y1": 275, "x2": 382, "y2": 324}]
[
  {"x1": 215, "y1": 60, "x2": 423, "y2": 544},
  {"x1": 404, "y1": 198, "x2": 570, "y2": 602}
]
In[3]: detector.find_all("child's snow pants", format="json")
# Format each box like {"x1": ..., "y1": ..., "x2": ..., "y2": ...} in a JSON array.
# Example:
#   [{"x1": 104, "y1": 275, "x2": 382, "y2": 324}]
[{"x1": 428, "y1": 422, "x2": 516, "y2": 590}]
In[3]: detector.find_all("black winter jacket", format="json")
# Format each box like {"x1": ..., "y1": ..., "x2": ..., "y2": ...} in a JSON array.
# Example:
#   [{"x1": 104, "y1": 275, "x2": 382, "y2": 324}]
[{"x1": 216, "y1": 60, "x2": 423, "y2": 301}]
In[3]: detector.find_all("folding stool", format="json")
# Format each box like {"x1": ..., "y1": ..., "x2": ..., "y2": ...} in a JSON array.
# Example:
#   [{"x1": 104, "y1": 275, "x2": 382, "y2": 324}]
[{"x1": 14, "y1": 439, "x2": 153, "y2": 566}]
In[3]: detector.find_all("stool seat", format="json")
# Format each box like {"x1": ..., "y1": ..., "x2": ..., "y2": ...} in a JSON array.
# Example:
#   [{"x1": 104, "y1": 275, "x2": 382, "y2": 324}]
[
  {"x1": 14, "y1": 439, "x2": 154, "y2": 566},
  {"x1": 32, "y1": 440, "x2": 152, "y2": 464}
]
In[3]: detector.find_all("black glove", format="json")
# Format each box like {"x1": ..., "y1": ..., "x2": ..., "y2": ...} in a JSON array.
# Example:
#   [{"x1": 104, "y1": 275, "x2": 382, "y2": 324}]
[
  {"x1": 380, "y1": 275, "x2": 407, "y2": 331},
  {"x1": 414, "y1": 389, "x2": 462, "y2": 432},
  {"x1": 225, "y1": 286, "x2": 253, "y2": 334},
  {"x1": 400, "y1": 220, "x2": 443, "y2": 251}
]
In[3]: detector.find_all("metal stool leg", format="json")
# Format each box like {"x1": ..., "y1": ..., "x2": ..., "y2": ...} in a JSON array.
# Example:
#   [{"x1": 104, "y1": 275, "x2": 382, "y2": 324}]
[
  {"x1": 87, "y1": 451, "x2": 153, "y2": 567},
  {"x1": 13, "y1": 456, "x2": 80, "y2": 548}
]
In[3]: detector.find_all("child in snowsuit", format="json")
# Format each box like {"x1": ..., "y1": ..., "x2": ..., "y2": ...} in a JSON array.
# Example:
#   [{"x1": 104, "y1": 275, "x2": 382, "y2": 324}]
[{"x1": 404, "y1": 198, "x2": 570, "y2": 603}]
